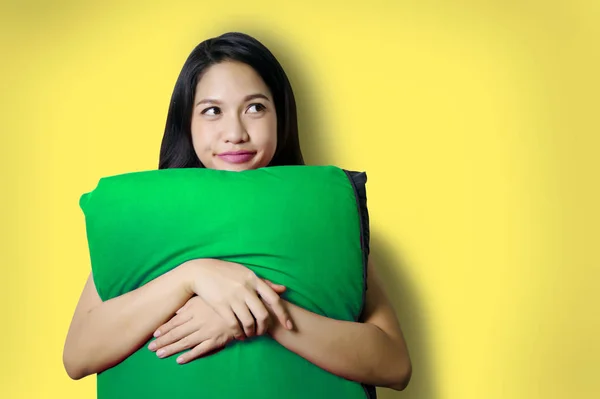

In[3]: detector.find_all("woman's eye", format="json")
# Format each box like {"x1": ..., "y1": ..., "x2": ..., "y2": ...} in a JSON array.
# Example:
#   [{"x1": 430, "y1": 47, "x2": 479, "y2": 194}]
[
  {"x1": 201, "y1": 107, "x2": 221, "y2": 116},
  {"x1": 247, "y1": 103, "x2": 266, "y2": 113}
]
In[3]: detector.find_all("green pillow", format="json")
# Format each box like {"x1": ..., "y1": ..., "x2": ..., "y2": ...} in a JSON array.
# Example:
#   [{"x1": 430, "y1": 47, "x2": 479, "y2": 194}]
[{"x1": 79, "y1": 165, "x2": 373, "y2": 399}]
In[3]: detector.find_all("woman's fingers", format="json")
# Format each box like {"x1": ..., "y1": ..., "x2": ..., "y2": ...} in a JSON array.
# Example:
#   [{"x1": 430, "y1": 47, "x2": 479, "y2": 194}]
[
  {"x1": 263, "y1": 279, "x2": 287, "y2": 294},
  {"x1": 230, "y1": 300, "x2": 256, "y2": 338},
  {"x1": 176, "y1": 339, "x2": 225, "y2": 364},
  {"x1": 213, "y1": 306, "x2": 245, "y2": 340},
  {"x1": 256, "y1": 279, "x2": 293, "y2": 330},
  {"x1": 175, "y1": 302, "x2": 188, "y2": 314},
  {"x1": 153, "y1": 312, "x2": 192, "y2": 338},
  {"x1": 154, "y1": 330, "x2": 204, "y2": 359},
  {"x1": 245, "y1": 294, "x2": 271, "y2": 336},
  {"x1": 150, "y1": 317, "x2": 196, "y2": 352}
]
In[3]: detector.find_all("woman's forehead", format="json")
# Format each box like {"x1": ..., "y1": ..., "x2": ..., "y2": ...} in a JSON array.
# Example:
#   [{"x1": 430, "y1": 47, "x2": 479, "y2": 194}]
[{"x1": 194, "y1": 61, "x2": 272, "y2": 101}]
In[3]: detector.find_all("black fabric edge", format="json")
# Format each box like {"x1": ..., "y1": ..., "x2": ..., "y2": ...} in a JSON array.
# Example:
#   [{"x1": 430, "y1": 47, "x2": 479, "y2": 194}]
[
  {"x1": 343, "y1": 170, "x2": 370, "y2": 305},
  {"x1": 343, "y1": 169, "x2": 377, "y2": 399}
]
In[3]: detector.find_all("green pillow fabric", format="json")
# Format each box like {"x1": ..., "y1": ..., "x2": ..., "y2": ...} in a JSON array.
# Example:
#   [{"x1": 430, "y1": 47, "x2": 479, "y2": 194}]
[{"x1": 79, "y1": 165, "x2": 373, "y2": 399}]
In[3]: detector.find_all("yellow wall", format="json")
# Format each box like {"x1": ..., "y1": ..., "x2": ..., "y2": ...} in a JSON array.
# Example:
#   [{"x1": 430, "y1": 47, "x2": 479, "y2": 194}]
[{"x1": 2, "y1": 1, "x2": 598, "y2": 398}]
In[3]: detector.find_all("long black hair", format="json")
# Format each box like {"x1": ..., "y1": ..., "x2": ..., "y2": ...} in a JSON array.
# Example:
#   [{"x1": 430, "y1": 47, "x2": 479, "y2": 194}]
[{"x1": 158, "y1": 32, "x2": 305, "y2": 169}]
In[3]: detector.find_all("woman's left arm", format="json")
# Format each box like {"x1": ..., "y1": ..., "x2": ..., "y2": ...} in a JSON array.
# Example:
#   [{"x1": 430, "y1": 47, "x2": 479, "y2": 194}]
[{"x1": 269, "y1": 256, "x2": 412, "y2": 391}]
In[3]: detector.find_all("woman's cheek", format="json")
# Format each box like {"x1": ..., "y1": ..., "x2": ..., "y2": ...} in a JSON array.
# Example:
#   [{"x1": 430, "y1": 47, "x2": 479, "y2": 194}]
[
  {"x1": 264, "y1": 119, "x2": 278, "y2": 153},
  {"x1": 191, "y1": 135, "x2": 213, "y2": 167}
]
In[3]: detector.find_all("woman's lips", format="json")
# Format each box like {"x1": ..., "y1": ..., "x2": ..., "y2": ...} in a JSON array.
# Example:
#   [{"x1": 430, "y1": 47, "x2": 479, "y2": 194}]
[{"x1": 217, "y1": 151, "x2": 256, "y2": 164}]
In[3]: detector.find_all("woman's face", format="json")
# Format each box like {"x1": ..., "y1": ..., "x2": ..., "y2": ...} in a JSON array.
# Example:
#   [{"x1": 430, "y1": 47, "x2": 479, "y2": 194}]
[{"x1": 190, "y1": 61, "x2": 277, "y2": 171}]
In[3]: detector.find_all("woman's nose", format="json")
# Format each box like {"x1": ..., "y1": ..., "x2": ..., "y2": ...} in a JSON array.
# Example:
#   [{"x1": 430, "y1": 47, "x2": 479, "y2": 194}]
[{"x1": 222, "y1": 115, "x2": 249, "y2": 143}]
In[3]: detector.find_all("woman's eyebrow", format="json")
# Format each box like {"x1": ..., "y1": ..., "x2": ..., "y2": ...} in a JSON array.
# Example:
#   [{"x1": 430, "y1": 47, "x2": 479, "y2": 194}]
[
  {"x1": 243, "y1": 93, "x2": 270, "y2": 102},
  {"x1": 195, "y1": 93, "x2": 271, "y2": 107}
]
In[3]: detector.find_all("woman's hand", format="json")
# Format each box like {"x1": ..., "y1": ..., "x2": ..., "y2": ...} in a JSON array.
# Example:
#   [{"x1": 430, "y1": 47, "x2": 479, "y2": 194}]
[
  {"x1": 182, "y1": 259, "x2": 293, "y2": 340},
  {"x1": 147, "y1": 296, "x2": 230, "y2": 363},
  {"x1": 149, "y1": 280, "x2": 286, "y2": 364}
]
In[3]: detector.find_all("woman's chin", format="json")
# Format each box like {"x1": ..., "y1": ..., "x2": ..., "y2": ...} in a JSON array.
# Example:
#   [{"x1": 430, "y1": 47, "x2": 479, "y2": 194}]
[{"x1": 214, "y1": 161, "x2": 256, "y2": 172}]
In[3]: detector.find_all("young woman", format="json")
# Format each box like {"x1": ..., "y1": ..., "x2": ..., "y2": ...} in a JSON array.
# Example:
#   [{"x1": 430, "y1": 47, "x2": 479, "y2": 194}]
[{"x1": 63, "y1": 32, "x2": 411, "y2": 395}]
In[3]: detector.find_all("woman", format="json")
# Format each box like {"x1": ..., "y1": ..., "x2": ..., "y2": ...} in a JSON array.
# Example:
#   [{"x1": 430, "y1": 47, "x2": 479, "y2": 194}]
[{"x1": 63, "y1": 32, "x2": 412, "y2": 397}]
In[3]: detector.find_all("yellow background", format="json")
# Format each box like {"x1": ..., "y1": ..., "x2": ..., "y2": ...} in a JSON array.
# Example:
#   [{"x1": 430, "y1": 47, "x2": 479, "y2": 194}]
[{"x1": 1, "y1": 0, "x2": 598, "y2": 398}]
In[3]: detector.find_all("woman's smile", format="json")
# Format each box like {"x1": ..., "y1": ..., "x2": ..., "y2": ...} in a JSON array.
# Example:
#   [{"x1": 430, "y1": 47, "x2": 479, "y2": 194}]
[{"x1": 217, "y1": 150, "x2": 257, "y2": 164}]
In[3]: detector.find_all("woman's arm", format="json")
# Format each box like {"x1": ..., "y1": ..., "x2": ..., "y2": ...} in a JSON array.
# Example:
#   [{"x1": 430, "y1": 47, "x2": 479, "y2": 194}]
[
  {"x1": 63, "y1": 259, "x2": 291, "y2": 380},
  {"x1": 63, "y1": 267, "x2": 194, "y2": 380},
  {"x1": 269, "y1": 256, "x2": 412, "y2": 391}
]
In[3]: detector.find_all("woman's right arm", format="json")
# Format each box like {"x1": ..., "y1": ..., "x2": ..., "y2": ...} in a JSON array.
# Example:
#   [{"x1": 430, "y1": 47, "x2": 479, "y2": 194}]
[
  {"x1": 63, "y1": 259, "x2": 292, "y2": 380},
  {"x1": 63, "y1": 266, "x2": 195, "y2": 380}
]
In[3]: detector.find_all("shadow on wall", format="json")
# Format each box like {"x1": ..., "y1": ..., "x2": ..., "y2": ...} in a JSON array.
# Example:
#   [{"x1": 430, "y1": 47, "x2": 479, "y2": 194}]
[
  {"x1": 369, "y1": 232, "x2": 437, "y2": 399},
  {"x1": 228, "y1": 27, "x2": 439, "y2": 399}
]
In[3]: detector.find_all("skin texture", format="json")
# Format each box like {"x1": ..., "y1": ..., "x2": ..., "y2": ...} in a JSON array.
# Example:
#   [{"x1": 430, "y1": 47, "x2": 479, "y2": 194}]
[{"x1": 63, "y1": 60, "x2": 412, "y2": 391}]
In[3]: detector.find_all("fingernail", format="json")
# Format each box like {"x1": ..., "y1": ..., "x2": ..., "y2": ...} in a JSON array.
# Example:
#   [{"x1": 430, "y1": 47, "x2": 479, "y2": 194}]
[
  {"x1": 286, "y1": 320, "x2": 294, "y2": 330},
  {"x1": 157, "y1": 349, "x2": 165, "y2": 358},
  {"x1": 148, "y1": 342, "x2": 156, "y2": 350},
  {"x1": 177, "y1": 356, "x2": 184, "y2": 364},
  {"x1": 153, "y1": 330, "x2": 161, "y2": 337}
]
